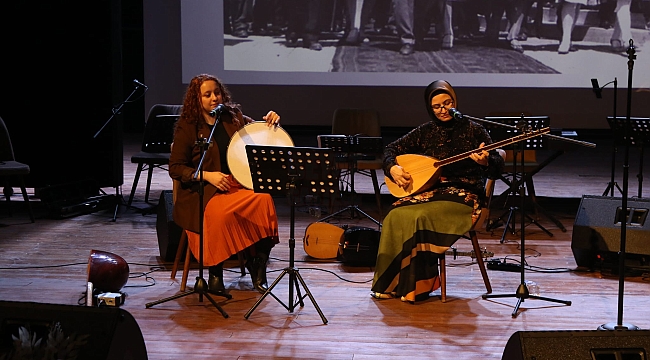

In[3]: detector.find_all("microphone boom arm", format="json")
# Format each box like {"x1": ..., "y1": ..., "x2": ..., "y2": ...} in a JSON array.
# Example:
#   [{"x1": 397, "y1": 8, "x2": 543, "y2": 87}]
[{"x1": 459, "y1": 112, "x2": 596, "y2": 149}]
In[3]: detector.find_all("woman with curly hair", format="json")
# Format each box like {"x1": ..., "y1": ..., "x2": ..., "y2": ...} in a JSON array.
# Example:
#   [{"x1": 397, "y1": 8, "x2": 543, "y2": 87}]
[
  {"x1": 169, "y1": 74, "x2": 280, "y2": 296},
  {"x1": 371, "y1": 80, "x2": 505, "y2": 303}
]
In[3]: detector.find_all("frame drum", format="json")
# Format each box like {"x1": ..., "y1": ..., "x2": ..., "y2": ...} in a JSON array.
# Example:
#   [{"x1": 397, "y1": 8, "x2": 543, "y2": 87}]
[{"x1": 227, "y1": 122, "x2": 294, "y2": 189}]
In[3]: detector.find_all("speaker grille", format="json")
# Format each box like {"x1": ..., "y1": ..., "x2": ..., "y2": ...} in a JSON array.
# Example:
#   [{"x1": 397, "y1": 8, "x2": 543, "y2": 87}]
[{"x1": 503, "y1": 330, "x2": 650, "y2": 360}]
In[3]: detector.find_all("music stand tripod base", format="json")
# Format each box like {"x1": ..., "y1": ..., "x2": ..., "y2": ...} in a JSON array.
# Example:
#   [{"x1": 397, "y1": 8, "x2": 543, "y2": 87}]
[
  {"x1": 145, "y1": 276, "x2": 232, "y2": 318},
  {"x1": 244, "y1": 251, "x2": 328, "y2": 324},
  {"x1": 482, "y1": 284, "x2": 572, "y2": 318},
  {"x1": 242, "y1": 145, "x2": 334, "y2": 324},
  {"x1": 598, "y1": 322, "x2": 640, "y2": 331}
]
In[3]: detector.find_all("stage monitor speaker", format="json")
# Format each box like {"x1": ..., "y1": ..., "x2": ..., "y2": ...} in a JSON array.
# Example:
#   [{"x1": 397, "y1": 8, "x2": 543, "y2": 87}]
[
  {"x1": 502, "y1": 330, "x2": 650, "y2": 360},
  {"x1": 0, "y1": 301, "x2": 147, "y2": 360},
  {"x1": 156, "y1": 190, "x2": 183, "y2": 262},
  {"x1": 572, "y1": 195, "x2": 650, "y2": 268}
]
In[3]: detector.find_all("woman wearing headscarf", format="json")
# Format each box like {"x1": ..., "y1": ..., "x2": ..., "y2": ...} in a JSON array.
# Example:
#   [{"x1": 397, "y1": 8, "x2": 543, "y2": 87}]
[{"x1": 370, "y1": 80, "x2": 505, "y2": 303}]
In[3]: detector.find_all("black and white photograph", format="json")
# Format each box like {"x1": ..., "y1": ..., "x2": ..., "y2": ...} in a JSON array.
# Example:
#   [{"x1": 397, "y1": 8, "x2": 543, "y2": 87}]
[
  {"x1": 2, "y1": 0, "x2": 650, "y2": 359},
  {"x1": 206, "y1": 0, "x2": 650, "y2": 88}
]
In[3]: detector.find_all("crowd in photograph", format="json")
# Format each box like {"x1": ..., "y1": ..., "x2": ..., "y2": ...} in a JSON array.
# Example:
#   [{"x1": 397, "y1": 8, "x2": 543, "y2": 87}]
[{"x1": 224, "y1": 0, "x2": 650, "y2": 55}]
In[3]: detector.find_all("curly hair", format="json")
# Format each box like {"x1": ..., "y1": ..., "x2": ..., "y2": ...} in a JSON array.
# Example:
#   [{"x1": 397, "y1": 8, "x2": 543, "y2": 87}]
[{"x1": 178, "y1": 74, "x2": 233, "y2": 125}]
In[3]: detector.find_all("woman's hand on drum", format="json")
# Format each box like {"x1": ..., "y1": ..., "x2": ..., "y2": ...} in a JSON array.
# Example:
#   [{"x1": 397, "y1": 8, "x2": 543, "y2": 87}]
[
  {"x1": 203, "y1": 171, "x2": 232, "y2": 191},
  {"x1": 390, "y1": 165, "x2": 412, "y2": 189},
  {"x1": 263, "y1": 111, "x2": 280, "y2": 127}
]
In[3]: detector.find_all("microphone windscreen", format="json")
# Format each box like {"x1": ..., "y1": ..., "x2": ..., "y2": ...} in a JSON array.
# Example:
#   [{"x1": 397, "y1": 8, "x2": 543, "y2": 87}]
[{"x1": 209, "y1": 104, "x2": 227, "y2": 117}]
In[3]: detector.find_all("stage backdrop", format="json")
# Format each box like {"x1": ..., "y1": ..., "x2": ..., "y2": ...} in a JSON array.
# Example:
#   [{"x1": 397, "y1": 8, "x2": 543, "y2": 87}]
[{"x1": 143, "y1": 0, "x2": 650, "y2": 130}]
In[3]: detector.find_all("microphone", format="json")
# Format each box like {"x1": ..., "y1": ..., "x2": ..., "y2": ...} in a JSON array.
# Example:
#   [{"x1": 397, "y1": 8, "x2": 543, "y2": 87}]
[
  {"x1": 591, "y1": 78, "x2": 602, "y2": 98},
  {"x1": 209, "y1": 104, "x2": 227, "y2": 117},
  {"x1": 448, "y1": 108, "x2": 463, "y2": 120},
  {"x1": 133, "y1": 79, "x2": 148, "y2": 89}
]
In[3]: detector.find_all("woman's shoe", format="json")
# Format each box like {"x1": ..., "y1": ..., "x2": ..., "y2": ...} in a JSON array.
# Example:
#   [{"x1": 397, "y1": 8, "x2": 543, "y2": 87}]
[
  {"x1": 207, "y1": 273, "x2": 226, "y2": 295},
  {"x1": 370, "y1": 292, "x2": 396, "y2": 300},
  {"x1": 558, "y1": 40, "x2": 571, "y2": 54},
  {"x1": 246, "y1": 255, "x2": 268, "y2": 294},
  {"x1": 254, "y1": 257, "x2": 268, "y2": 293}
]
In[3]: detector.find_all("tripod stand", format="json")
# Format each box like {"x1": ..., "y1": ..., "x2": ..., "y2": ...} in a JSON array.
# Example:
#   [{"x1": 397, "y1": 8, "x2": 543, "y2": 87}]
[
  {"x1": 441, "y1": 108, "x2": 593, "y2": 317},
  {"x1": 482, "y1": 122, "x2": 572, "y2": 318},
  {"x1": 317, "y1": 135, "x2": 382, "y2": 227},
  {"x1": 93, "y1": 79, "x2": 148, "y2": 222},
  {"x1": 483, "y1": 116, "x2": 564, "y2": 241},
  {"x1": 145, "y1": 111, "x2": 231, "y2": 318},
  {"x1": 244, "y1": 145, "x2": 335, "y2": 324}
]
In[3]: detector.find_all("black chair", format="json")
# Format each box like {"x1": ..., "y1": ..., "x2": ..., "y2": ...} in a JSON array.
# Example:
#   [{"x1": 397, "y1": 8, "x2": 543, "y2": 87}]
[
  {"x1": 127, "y1": 104, "x2": 182, "y2": 208},
  {"x1": 330, "y1": 108, "x2": 384, "y2": 221},
  {"x1": 0, "y1": 115, "x2": 34, "y2": 222}
]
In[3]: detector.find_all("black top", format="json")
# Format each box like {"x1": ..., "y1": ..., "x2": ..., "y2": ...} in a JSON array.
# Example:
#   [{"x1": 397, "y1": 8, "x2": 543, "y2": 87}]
[{"x1": 383, "y1": 117, "x2": 504, "y2": 200}]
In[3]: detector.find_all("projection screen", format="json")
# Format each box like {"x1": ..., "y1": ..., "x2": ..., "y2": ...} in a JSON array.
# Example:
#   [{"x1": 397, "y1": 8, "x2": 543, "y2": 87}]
[{"x1": 181, "y1": 0, "x2": 650, "y2": 89}]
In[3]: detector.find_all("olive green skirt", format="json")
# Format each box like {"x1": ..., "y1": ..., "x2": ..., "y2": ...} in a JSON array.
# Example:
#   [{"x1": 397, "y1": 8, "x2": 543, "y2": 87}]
[{"x1": 371, "y1": 190, "x2": 479, "y2": 302}]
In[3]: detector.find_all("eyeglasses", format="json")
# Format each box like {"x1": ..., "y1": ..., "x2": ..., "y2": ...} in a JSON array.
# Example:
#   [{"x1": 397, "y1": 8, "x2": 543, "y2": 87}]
[{"x1": 431, "y1": 99, "x2": 454, "y2": 113}]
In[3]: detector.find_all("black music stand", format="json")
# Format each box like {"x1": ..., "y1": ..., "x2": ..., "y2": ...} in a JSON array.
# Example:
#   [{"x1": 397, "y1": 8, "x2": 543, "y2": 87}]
[
  {"x1": 482, "y1": 116, "x2": 565, "y2": 241},
  {"x1": 480, "y1": 119, "x2": 572, "y2": 317},
  {"x1": 316, "y1": 135, "x2": 383, "y2": 227},
  {"x1": 607, "y1": 116, "x2": 650, "y2": 198},
  {"x1": 243, "y1": 145, "x2": 338, "y2": 324}
]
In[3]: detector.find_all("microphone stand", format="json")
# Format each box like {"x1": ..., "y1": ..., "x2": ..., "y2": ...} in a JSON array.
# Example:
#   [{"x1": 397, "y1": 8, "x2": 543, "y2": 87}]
[
  {"x1": 450, "y1": 110, "x2": 594, "y2": 318},
  {"x1": 93, "y1": 81, "x2": 147, "y2": 222},
  {"x1": 145, "y1": 109, "x2": 231, "y2": 318},
  {"x1": 598, "y1": 40, "x2": 639, "y2": 331},
  {"x1": 592, "y1": 78, "x2": 623, "y2": 197}
]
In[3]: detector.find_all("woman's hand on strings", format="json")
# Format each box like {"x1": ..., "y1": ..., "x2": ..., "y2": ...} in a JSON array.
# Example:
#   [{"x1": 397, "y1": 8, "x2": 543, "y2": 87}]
[{"x1": 469, "y1": 142, "x2": 489, "y2": 166}]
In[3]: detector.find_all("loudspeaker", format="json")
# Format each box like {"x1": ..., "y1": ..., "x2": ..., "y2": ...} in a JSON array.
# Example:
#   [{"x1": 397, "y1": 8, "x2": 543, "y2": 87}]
[
  {"x1": 502, "y1": 330, "x2": 650, "y2": 360},
  {"x1": 0, "y1": 301, "x2": 147, "y2": 360},
  {"x1": 156, "y1": 190, "x2": 183, "y2": 262},
  {"x1": 572, "y1": 195, "x2": 650, "y2": 268}
]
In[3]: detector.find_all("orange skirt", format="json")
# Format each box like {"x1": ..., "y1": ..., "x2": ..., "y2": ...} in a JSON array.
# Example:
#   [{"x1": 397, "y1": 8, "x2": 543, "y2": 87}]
[{"x1": 186, "y1": 184, "x2": 279, "y2": 267}]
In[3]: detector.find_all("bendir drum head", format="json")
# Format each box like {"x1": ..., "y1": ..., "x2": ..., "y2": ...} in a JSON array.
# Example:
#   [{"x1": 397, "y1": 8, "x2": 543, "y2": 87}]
[{"x1": 227, "y1": 122, "x2": 294, "y2": 189}]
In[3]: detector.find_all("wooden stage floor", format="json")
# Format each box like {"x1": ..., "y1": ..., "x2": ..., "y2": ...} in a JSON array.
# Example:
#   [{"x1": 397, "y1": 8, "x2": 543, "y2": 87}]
[{"x1": 1, "y1": 130, "x2": 649, "y2": 359}]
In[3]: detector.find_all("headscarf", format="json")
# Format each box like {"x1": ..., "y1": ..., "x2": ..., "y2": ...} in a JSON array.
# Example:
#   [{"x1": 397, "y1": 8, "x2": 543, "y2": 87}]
[{"x1": 424, "y1": 80, "x2": 458, "y2": 123}]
